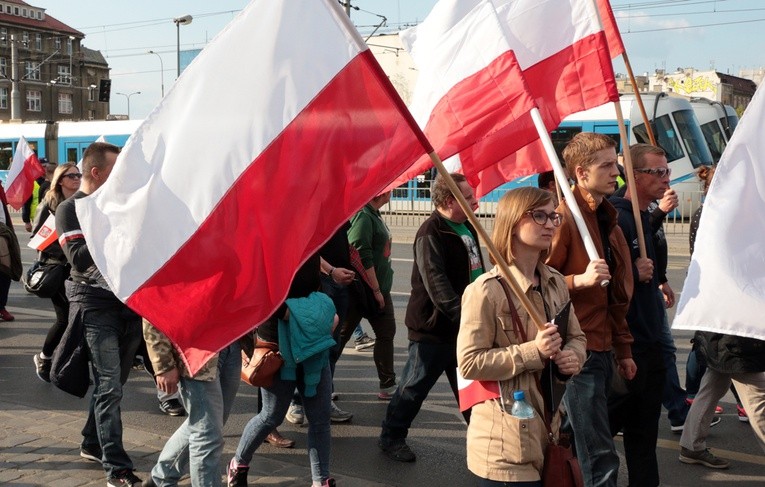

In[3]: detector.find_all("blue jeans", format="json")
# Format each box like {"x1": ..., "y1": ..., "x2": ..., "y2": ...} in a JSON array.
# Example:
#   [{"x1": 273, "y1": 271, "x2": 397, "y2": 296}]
[
  {"x1": 80, "y1": 306, "x2": 142, "y2": 477},
  {"x1": 150, "y1": 342, "x2": 241, "y2": 486},
  {"x1": 381, "y1": 341, "x2": 466, "y2": 442},
  {"x1": 561, "y1": 351, "x2": 618, "y2": 487},
  {"x1": 656, "y1": 292, "x2": 689, "y2": 426},
  {"x1": 235, "y1": 364, "x2": 333, "y2": 483}
]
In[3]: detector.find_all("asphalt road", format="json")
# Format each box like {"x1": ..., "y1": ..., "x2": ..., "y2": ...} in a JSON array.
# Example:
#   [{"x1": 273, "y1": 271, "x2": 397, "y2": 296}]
[{"x1": 1, "y1": 239, "x2": 763, "y2": 486}]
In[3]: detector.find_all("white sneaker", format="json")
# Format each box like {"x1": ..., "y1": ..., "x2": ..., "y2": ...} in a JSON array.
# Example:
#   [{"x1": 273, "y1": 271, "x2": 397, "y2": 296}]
[
  {"x1": 330, "y1": 402, "x2": 353, "y2": 423},
  {"x1": 285, "y1": 402, "x2": 304, "y2": 425},
  {"x1": 354, "y1": 334, "x2": 376, "y2": 351}
]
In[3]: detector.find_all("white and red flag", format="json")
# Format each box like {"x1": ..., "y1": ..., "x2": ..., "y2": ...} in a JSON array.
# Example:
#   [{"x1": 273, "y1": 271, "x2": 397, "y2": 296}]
[
  {"x1": 596, "y1": 0, "x2": 626, "y2": 58},
  {"x1": 396, "y1": 0, "x2": 619, "y2": 197},
  {"x1": 75, "y1": 0, "x2": 431, "y2": 374},
  {"x1": 457, "y1": 371, "x2": 500, "y2": 412},
  {"x1": 6, "y1": 135, "x2": 44, "y2": 209},
  {"x1": 28, "y1": 213, "x2": 57, "y2": 251},
  {"x1": 673, "y1": 85, "x2": 765, "y2": 341}
]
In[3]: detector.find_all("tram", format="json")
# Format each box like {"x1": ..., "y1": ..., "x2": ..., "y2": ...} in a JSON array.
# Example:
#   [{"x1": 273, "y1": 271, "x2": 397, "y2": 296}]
[{"x1": 689, "y1": 98, "x2": 738, "y2": 163}]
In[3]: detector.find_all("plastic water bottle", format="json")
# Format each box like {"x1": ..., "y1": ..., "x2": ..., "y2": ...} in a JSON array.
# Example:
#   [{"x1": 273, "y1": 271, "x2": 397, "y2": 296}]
[{"x1": 510, "y1": 390, "x2": 535, "y2": 419}]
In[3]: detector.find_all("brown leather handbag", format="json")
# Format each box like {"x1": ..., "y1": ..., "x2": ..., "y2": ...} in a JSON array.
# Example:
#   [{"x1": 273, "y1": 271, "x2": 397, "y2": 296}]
[{"x1": 241, "y1": 338, "x2": 284, "y2": 388}]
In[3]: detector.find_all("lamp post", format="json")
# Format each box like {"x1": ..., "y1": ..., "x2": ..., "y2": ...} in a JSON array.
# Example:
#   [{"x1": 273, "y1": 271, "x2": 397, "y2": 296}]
[
  {"x1": 173, "y1": 15, "x2": 193, "y2": 78},
  {"x1": 115, "y1": 91, "x2": 140, "y2": 119},
  {"x1": 147, "y1": 50, "x2": 165, "y2": 98}
]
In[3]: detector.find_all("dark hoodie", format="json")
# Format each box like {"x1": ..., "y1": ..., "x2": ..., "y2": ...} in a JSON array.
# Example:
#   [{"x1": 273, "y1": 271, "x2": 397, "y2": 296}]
[{"x1": 609, "y1": 196, "x2": 664, "y2": 352}]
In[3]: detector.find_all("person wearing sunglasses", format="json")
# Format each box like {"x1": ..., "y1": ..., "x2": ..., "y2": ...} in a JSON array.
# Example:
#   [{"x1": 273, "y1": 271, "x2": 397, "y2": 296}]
[
  {"x1": 608, "y1": 143, "x2": 673, "y2": 487},
  {"x1": 547, "y1": 132, "x2": 636, "y2": 487}
]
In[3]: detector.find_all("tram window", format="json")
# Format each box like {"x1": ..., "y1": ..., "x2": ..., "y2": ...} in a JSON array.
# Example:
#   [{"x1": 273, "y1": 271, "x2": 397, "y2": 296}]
[
  {"x1": 673, "y1": 109, "x2": 713, "y2": 168},
  {"x1": 633, "y1": 115, "x2": 684, "y2": 163},
  {"x1": 550, "y1": 127, "x2": 581, "y2": 160},
  {"x1": 699, "y1": 121, "x2": 725, "y2": 163},
  {"x1": 0, "y1": 143, "x2": 11, "y2": 170},
  {"x1": 725, "y1": 116, "x2": 738, "y2": 138},
  {"x1": 66, "y1": 147, "x2": 78, "y2": 162}
]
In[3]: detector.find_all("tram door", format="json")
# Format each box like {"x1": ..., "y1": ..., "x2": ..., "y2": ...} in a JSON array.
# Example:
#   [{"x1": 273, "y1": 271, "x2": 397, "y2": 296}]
[{"x1": 63, "y1": 142, "x2": 91, "y2": 163}]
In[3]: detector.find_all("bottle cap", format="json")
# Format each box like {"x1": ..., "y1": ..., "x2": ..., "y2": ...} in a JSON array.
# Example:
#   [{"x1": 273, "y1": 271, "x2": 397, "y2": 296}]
[{"x1": 513, "y1": 390, "x2": 525, "y2": 401}]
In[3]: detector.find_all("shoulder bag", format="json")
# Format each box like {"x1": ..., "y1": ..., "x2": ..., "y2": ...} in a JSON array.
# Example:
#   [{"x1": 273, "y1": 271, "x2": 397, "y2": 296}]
[
  {"x1": 495, "y1": 276, "x2": 583, "y2": 487},
  {"x1": 23, "y1": 260, "x2": 69, "y2": 298},
  {"x1": 241, "y1": 336, "x2": 284, "y2": 388}
]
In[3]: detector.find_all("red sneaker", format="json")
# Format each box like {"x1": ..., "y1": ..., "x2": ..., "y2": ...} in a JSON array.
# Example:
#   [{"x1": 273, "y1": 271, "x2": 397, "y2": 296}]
[
  {"x1": 686, "y1": 397, "x2": 723, "y2": 414},
  {"x1": 0, "y1": 308, "x2": 14, "y2": 321},
  {"x1": 737, "y1": 404, "x2": 749, "y2": 423}
]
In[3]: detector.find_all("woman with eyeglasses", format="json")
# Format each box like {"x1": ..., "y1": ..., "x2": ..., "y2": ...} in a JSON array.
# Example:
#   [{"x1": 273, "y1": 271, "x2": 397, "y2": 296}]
[
  {"x1": 32, "y1": 163, "x2": 81, "y2": 383},
  {"x1": 457, "y1": 187, "x2": 586, "y2": 486}
]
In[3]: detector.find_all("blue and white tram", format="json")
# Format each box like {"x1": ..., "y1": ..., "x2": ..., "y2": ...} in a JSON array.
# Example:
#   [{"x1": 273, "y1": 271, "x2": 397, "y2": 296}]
[{"x1": 690, "y1": 98, "x2": 738, "y2": 163}]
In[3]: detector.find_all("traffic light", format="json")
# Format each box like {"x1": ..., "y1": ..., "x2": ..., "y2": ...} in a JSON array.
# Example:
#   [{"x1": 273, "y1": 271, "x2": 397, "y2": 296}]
[{"x1": 98, "y1": 79, "x2": 111, "y2": 102}]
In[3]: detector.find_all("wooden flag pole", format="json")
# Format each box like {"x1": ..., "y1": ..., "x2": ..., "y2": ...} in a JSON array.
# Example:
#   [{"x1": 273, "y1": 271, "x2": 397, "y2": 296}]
[
  {"x1": 529, "y1": 108, "x2": 609, "y2": 288},
  {"x1": 614, "y1": 101, "x2": 647, "y2": 258},
  {"x1": 623, "y1": 53, "x2": 657, "y2": 146},
  {"x1": 426, "y1": 152, "x2": 547, "y2": 331}
]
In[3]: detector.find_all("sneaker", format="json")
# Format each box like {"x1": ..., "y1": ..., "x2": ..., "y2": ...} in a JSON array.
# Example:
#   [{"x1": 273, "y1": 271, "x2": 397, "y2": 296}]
[
  {"x1": 378, "y1": 438, "x2": 416, "y2": 462},
  {"x1": 132, "y1": 357, "x2": 145, "y2": 371},
  {"x1": 737, "y1": 404, "x2": 749, "y2": 423},
  {"x1": 79, "y1": 444, "x2": 103, "y2": 463},
  {"x1": 285, "y1": 402, "x2": 304, "y2": 425},
  {"x1": 227, "y1": 457, "x2": 249, "y2": 487},
  {"x1": 679, "y1": 447, "x2": 730, "y2": 469},
  {"x1": 331, "y1": 391, "x2": 339, "y2": 401},
  {"x1": 318, "y1": 479, "x2": 337, "y2": 487},
  {"x1": 354, "y1": 334, "x2": 375, "y2": 351},
  {"x1": 378, "y1": 385, "x2": 396, "y2": 401},
  {"x1": 158, "y1": 398, "x2": 186, "y2": 416},
  {"x1": 0, "y1": 308, "x2": 14, "y2": 321},
  {"x1": 686, "y1": 397, "x2": 723, "y2": 414},
  {"x1": 671, "y1": 415, "x2": 721, "y2": 433},
  {"x1": 33, "y1": 353, "x2": 52, "y2": 383},
  {"x1": 330, "y1": 402, "x2": 353, "y2": 423},
  {"x1": 107, "y1": 469, "x2": 143, "y2": 486}
]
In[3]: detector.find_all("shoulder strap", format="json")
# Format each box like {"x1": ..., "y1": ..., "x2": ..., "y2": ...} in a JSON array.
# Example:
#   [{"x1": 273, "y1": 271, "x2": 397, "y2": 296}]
[{"x1": 495, "y1": 275, "x2": 554, "y2": 434}]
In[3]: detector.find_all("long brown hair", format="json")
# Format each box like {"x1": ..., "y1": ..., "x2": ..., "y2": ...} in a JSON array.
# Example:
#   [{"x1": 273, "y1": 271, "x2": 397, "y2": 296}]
[
  {"x1": 43, "y1": 162, "x2": 79, "y2": 212},
  {"x1": 491, "y1": 187, "x2": 554, "y2": 265}
]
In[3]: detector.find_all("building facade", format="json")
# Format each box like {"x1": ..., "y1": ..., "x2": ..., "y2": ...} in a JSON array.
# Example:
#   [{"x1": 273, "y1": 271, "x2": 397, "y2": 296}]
[
  {"x1": 649, "y1": 68, "x2": 757, "y2": 116},
  {"x1": 0, "y1": 0, "x2": 110, "y2": 122}
]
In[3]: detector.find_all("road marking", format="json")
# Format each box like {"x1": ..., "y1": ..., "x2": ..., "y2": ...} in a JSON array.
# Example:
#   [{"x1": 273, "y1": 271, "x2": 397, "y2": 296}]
[
  {"x1": 7, "y1": 306, "x2": 57, "y2": 319},
  {"x1": 615, "y1": 436, "x2": 765, "y2": 466},
  {"x1": 392, "y1": 257, "x2": 414, "y2": 263}
]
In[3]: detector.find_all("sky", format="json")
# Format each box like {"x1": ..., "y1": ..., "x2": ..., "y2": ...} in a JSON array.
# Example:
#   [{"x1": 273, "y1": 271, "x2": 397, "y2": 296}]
[{"x1": 29, "y1": 0, "x2": 765, "y2": 120}]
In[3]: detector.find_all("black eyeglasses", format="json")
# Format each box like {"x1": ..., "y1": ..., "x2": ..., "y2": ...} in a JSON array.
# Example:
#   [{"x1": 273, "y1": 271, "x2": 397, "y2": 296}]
[
  {"x1": 635, "y1": 167, "x2": 671, "y2": 178},
  {"x1": 525, "y1": 210, "x2": 562, "y2": 227},
  {"x1": 62, "y1": 173, "x2": 83, "y2": 180}
]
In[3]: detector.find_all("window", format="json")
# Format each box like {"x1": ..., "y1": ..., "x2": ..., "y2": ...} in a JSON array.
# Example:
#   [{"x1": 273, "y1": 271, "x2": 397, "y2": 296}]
[
  {"x1": 5, "y1": 6, "x2": 10, "y2": 14},
  {"x1": 88, "y1": 86, "x2": 96, "y2": 101},
  {"x1": 67, "y1": 37, "x2": 73, "y2": 55},
  {"x1": 54, "y1": 37, "x2": 61, "y2": 50},
  {"x1": 14, "y1": 7, "x2": 19, "y2": 16},
  {"x1": 0, "y1": 28, "x2": 6, "y2": 45},
  {"x1": 22, "y1": 8, "x2": 27, "y2": 17},
  {"x1": 58, "y1": 93, "x2": 73, "y2": 114},
  {"x1": 0, "y1": 58, "x2": 6, "y2": 77},
  {"x1": 37, "y1": 11, "x2": 42, "y2": 20},
  {"x1": 22, "y1": 32, "x2": 28, "y2": 47},
  {"x1": 35, "y1": 33, "x2": 41, "y2": 51},
  {"x1": 87, "y1": 109, "x2": 95, "y2": 120},
  {"x1": 0, "y1": 88, "x2": 7, "y2": 109},
  {"x1": 27, "y1": 90, "x2": 41, "y2": 111},
  {"x1": 25, "y1": 61, "x2": 40, "y2": 80},
  {"x1": 58, "y1": 65, "x2": 71, "y2": 84}
]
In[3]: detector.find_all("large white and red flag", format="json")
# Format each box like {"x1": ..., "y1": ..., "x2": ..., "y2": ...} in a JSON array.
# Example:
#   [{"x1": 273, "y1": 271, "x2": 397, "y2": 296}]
[
  {"x1": 396, "y1": 0, "x2": 619, "y2": 197},
  {"x1": 75, "y1": 0, "x2": 431, "y2": 374},
  {"x1": 673, "y1": 85, "x2": 765, "y2": 341},
  {"x1": 6, "y1": 135, "x2": 44, "y2": 209},
  {"x1": 596, "y1": 0, "x2": 625, "y2": 58}
]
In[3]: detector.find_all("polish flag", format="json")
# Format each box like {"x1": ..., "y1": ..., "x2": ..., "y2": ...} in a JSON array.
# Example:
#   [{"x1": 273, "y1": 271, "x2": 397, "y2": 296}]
[
  {"x1": 596, "y1": 0, "x2": 625, "y2": 58},
  {"x1": 457, "y1": 371, "x2": 500, "y2": 412},
  {"x1": 6, "y1": 135, "x2": 44, "y2": 209},
  {"x1": 28, "y1": 213, "x2": 57, "y2": 251},
  {"x1": 75, "y1": 0, "x2": 431, "y2": 374},
  {"x1": 396, "y1": 0, "x2": 619, "y2": 197}
]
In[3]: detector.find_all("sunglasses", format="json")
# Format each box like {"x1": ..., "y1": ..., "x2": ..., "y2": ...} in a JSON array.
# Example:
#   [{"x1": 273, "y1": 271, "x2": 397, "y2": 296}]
[
  {"x1": 635, "y1": 167, "x2": 671, "y2": 178},
  {"x1": 62, "y1": 173, "x2": 83, "y2": 180},
  {"x1": 525, "y1": 210, "x2": 562, "y2": 227}
]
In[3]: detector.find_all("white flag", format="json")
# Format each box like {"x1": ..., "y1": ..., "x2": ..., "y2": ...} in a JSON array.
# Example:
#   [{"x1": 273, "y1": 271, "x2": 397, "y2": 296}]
[{"x1": 673, "y1": 85, "x2": 765, "y2": 340}]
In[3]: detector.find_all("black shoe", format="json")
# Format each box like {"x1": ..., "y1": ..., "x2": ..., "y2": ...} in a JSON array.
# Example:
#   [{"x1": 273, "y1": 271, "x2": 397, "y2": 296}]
[
  {"x1": 33, "y1": 353, "x2": 51, "y2": 383},
  {"x1": 107, "y1": 469, "x2": 142, "y2": 486},
  {"x1": 79, "y1": 444, "x2": 103, "y2": 463},
  {"x1": 378, "y1": 438, "x2": 416, "y2": 462},
  {"x1": 158, "y1": 398, "x2": 186, "y2": 416}
]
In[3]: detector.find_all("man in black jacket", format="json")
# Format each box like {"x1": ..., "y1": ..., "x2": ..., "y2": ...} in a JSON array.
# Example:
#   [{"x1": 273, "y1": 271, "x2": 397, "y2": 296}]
[{"x1": 378, "y1": 173, "x2": 484, "y2": 463}]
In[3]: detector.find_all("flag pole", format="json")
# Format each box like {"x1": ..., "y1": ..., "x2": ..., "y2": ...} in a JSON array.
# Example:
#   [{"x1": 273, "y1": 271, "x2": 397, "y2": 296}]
[
  {"x1": 623, "y1": 53, "x2": 657, "y2": 146},
  {"x1": 426, "y1": 152, "x2": 547, "y2": 331},
  {"x1": 529, "y1": 108, "x2": 609, "y2": 288},
  {"x1": 614, "y1": 101, "x2": 647, "y2": 258}
]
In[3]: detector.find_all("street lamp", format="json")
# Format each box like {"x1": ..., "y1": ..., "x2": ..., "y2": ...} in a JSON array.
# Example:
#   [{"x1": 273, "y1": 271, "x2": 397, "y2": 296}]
[
  {"x1": 147, "y1": 50, "x2": 165, "y2": 98},
  {"x1": 115, "y1": 91, "x2": 141, "y2": 119},
  {"x1": 173, "y1": 15, "x2": 193, "y2": 78}
]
